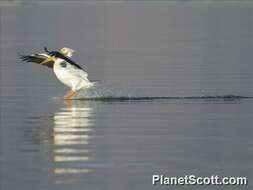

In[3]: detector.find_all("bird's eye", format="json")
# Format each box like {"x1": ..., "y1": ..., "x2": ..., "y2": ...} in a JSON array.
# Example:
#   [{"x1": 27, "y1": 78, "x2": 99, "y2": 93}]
[
  {"x1": 61, "y1": 48, "x2": 67, "y2": 53},
  {"x1": 60, "y1": 62, "x2": 67, "y2": 67}
]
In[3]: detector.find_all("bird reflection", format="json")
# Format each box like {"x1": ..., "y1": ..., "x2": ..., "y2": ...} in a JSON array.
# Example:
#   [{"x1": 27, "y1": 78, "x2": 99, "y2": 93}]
[{"x1": 51, "y1": 100, "x2": 95, "y2": 176}]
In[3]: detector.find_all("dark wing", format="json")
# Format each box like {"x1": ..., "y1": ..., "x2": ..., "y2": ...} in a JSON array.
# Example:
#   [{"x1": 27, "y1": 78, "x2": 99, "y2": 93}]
[
  {"x1": 45, "y1": 48, "x2": 84, "y2": 70},
  {"x1": 18, "y1": 53, "x2": 54, "y2": 68}
]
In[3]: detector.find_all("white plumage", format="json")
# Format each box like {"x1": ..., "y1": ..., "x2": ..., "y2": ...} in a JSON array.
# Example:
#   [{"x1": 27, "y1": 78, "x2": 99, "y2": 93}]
[
  {"x1": 19, "y1": 47, "x2": 95, "y2": 99},
  {"x1": 53, "y1": 58, "x2": 94, "y2": 92}
]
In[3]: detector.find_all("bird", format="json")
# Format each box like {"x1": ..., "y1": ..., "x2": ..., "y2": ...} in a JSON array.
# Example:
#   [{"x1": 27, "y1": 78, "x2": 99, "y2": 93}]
[{"x1": 19, "y1": 47, "x2": 95, "y2": 99}]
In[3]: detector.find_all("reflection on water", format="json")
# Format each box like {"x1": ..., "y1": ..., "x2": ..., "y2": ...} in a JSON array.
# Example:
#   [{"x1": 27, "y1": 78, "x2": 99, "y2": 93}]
[
  {"x1": 50, "y1": 100, "x2": 95, "y2": 176},
  {"x1": 2, "y1": 98, "x2": 252, "y2": 190}
]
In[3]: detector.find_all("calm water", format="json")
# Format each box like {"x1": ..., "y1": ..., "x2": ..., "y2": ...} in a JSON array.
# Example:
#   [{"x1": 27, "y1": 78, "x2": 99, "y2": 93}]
[{"x1": 0, "y1": 1, "x2": 252, "y2": 190}]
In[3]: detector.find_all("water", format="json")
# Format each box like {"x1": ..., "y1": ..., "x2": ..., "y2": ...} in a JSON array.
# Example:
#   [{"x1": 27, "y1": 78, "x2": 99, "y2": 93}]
[{"x1": 0, "y1": 1, "x2": 252, "y2": 190}]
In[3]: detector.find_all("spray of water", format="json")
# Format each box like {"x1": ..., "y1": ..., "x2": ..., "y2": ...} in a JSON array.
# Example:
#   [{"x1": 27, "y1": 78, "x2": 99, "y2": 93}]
[
  {"x1": 75, "y1": 84, "x2": 142, "y2": 99},
  {"x1": 73, "y1": 84, "x2": 250, "y2": 101}
]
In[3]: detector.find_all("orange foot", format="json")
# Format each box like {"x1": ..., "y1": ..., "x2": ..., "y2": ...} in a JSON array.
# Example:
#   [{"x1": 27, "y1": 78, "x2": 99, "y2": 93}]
[
  {"x1": 64, "y1": 89, "x2": 76, "y2": 100},
  {"x1": 64, "y1": 99, "x2": 73, "y2": 108}
]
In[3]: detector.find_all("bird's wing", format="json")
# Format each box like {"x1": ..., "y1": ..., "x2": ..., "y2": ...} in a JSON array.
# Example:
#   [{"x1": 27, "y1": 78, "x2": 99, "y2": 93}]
[
  {"x1": 19, "y1": 53, "x2": 54, "y2": 68},
  {"x1": 47, "y1": 50, "x2": 84, "y2": 70}
]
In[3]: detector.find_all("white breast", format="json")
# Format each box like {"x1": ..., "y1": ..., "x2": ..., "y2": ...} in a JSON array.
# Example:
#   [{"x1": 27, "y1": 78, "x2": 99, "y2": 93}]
[{"x1": 53, "y1": 60, "x2": 94, "y2": 91}]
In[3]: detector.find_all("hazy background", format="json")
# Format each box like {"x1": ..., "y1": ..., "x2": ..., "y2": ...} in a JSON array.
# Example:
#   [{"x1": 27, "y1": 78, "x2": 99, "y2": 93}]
[{"x1": 0, "y1": 1, "x2": 252, "y2": 98}]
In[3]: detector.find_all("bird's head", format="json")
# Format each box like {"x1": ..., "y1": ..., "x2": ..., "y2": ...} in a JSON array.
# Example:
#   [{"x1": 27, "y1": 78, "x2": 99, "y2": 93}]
[{"x1": 59, "y1": 47, "x2": 75, "y2": 57}]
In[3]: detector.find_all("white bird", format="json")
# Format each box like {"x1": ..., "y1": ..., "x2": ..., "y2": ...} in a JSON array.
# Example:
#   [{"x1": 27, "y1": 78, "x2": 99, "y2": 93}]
[{"x1": 19, "y1": 47, "x2": 95, "y2": 99}]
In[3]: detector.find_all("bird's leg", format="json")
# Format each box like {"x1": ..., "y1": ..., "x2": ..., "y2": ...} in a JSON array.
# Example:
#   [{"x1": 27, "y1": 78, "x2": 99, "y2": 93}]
[
  {"x1": 64, "y1": 89, "x2": 76, "y2": 100},
  {"x1": 64, "y1": 99, "x2": 73, "y2": 108}
]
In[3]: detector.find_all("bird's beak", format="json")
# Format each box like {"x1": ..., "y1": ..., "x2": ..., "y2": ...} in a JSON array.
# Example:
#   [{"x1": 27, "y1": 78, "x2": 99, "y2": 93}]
[{"x1": 40, "y1": 56, "x2": 56, "y2": 65}]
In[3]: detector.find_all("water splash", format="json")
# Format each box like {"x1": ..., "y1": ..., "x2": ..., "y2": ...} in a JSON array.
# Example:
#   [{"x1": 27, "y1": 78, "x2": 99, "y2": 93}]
[
  {"x1": 74, "y1": 84, "x2": 251, "y2": 101},
  {"x1": 75, "y1": 84, "x2": 142, "y2": 99}
]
